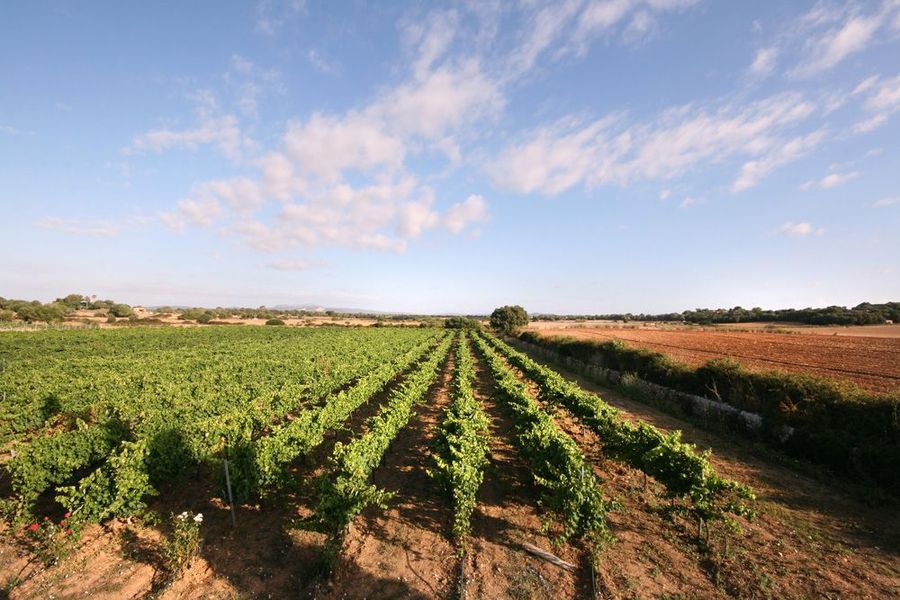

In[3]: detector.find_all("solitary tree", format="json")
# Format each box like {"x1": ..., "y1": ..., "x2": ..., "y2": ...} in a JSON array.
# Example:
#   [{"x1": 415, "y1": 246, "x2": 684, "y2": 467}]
[{"x1": 489, "y1": 305, "x2": 528, "y2": 335}]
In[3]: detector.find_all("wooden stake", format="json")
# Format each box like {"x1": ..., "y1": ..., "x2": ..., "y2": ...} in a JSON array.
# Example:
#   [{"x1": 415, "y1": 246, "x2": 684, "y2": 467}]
[
  {"x1": 224, "y1": 459, "x2": 237, "y2": 528},
  {"x1": 520, "y1": 542, "x2": 576, "y2": 571}
]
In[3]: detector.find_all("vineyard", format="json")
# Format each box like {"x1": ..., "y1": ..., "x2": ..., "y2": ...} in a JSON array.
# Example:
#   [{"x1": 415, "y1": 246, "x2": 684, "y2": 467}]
[{"x1": 0, "y1": 326, "x2": 898, "y2": 598}]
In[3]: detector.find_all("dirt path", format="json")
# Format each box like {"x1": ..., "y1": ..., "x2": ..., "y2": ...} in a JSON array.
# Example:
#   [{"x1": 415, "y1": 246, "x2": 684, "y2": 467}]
[
  {"x1": 512, "y1": 343, "x2": 900, "y2": 599},
  {"x1": 316, "y1": 350, "x2": 458, "y2": 599},
  {"x1": 461, "y1": 349, "x2": 588, "y2": 600},
  {"x1": 532, "y1": 328, "x2": 900, "y2": 393}
]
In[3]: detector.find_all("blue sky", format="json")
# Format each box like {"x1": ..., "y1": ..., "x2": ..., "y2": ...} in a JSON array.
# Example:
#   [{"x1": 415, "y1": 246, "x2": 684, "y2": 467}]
[{"x1": 1, "y1": 1, "x2": 899, "y2": 314}]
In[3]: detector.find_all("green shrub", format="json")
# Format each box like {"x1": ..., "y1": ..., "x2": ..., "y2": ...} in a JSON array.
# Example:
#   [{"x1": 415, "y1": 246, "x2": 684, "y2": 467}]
[
  {"x1": 109, "y1": 304, "x2": 133, "y2": 318},
  {"x1": 444, "y1": 316, "x2": 481, "y2": 330},
  {"x1": 265, "y1": 318, "x2": 285, "y2": 326}
]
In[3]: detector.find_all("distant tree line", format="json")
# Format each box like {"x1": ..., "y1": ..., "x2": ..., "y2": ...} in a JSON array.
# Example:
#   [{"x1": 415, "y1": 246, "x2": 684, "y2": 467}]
[
  {"x1": 533, "y1": 302, "x2": 900, "y2": 326},
  {"x1": 0, "y1": 294, "x2": 133, "y2": 324}
]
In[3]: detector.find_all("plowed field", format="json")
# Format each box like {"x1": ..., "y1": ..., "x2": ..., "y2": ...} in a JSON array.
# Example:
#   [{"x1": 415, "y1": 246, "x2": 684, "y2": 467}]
[{"x1": 531, "y1": 327, "x2": 900, "y2": 393}]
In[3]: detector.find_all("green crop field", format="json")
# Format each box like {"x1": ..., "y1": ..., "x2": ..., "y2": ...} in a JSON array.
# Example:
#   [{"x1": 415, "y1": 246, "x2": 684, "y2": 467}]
[{"x1": 0, "y1": 326, "x2": 770, "y2": 598}]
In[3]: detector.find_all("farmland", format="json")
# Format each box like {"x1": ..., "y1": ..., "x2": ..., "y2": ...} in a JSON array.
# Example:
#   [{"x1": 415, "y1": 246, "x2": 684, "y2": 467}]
[
  {"x1": 0, "y1": 325, "x2": 898, "y2": 599},
  {"x1": 528, "y1": 325, "x2": 900, "y2": 393}
]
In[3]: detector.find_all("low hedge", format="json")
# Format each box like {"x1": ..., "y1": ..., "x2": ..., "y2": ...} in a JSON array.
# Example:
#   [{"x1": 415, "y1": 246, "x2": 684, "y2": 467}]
[{"x1": 518, "y1": 331, "x2": 900, "y2": 494}]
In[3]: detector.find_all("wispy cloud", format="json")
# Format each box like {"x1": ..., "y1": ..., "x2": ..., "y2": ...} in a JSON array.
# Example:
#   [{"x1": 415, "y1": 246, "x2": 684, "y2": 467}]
[
  {"x1": 778, "y1": 221, "x2": 825, "y2": 237},
  {"x1": 679, "y1": 196, "x2": 698, "y2": 209},
  {"x1": 850, "y1": 74, "x2": 900, "y2": 133},
  {"x1": 307, "y1": 50, "x2": 338, "y2": 74},
  {"x1": 800, "y1": 170, "x2": 860, "y2": 190},
  {"x1": 491, "y1": 92, "x2": 820, "y2": 195},
  {"x1": 873, "y1": 196, "x2": 900, "y2": 208},
  {"x1": 748, "y1": 46, "x2": 778, "y2": 78},
  {"x1": 160, "y1": 198, "x2": 223, "y2": 232},
  {"x1": 255, "y1": 0, "x2": 305, "y2": 36},
  {"x1": 126, "y1": 90, "x2": 251, "y2": 160},
  {"x1": 0, "y1": 124, "x2": 35, "y2": 136},
  {"x1": 786, "y1": 2, "x2": 899, "y2": 78},
  {"x1": 36, "y1": 214, "x2": 151, "y2": 237}
]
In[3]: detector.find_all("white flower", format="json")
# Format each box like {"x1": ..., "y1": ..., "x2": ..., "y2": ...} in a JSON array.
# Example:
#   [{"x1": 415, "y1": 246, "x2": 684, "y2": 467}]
[
  {"x1": 178, "y1": 511, "x2": 189, "y2": 520},
  {"x1": 193, "y1": 513, "x2": 203, "y2": 523}
]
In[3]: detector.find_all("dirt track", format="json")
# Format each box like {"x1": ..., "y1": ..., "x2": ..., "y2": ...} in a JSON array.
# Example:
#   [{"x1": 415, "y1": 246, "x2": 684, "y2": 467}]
[{"x1": 531, "y1": 327, "x2": 900, "y2": 393}]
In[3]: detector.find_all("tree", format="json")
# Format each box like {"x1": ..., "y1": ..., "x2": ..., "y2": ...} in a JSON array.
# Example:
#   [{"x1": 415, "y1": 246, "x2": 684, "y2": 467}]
[
  {"x1": 57, "y1": 293, "x2": 86, "y2": 309},
  {"x1": 110, "y1": 303, "x2": 133, "y2": 318},
  {"x1": 489, "y1": 305, "x2": 528, "y2": 335}
]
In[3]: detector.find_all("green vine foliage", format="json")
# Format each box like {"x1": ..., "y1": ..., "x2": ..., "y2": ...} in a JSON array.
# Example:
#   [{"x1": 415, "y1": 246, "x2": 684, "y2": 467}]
[
  {"x1": 55, "y1": 440, "x2": 156, "y2": 525},
  {"x1": 3, "y1": 327, "x2": 444, "y2": 527},
  {"x1": 315, "y1": 335, "x2": 454, "y2": 535},
  {"x1": 432, "y1": 332, "x2": 490, "y2": 549},
  {"x1": 247, "y1": 334, "x2": 445, "y2": 498},
  {"x1": 472, "y1": 334, "x2": 609, "y2": 543},
  {"x1": 480, "y1": 332, "x2": 755, "y2": 525},
  {"x1": 8, "y1": 417, "x2": 129, "y2": 516}
]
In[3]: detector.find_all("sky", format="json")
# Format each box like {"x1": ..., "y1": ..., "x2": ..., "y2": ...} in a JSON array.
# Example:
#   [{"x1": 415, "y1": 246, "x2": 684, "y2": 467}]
[{"x1": 1, "y1": 0, "x2": 899, "y2": 314}]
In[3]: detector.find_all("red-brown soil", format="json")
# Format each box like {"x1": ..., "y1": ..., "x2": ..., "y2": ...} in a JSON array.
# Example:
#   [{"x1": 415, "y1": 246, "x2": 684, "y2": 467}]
[
  {"x1": 531, "y1": 327, "x2": 900, "y2": 393},
  {"x1": 314, "y1": 352, "x2": 458, "y2": 599}
]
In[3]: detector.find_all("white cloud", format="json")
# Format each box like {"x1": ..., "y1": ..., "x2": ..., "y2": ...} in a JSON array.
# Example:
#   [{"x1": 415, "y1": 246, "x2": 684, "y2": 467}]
[
  {"x1": 283, "y1": 113, "x2": 406, "y2": 181},
  {"x1": 377, "y1": 61, "x2": 504, "y2": 140},
  {"x1": 160, "y1": 198, "x2": 223, "y2": 232},
  {"x1": 255, "y1": 0, "x2": 304, "y2": 35},
  {"x1": 398, "y1": 198, "x2": 440, "y2": 238},
  {"x1": 853, "y1": 113, "x2": 888, "y2": 133},
  {"x1": 850, "y1": 74, "x2": 900, "y2": 134},
  {"x1": 852, "y1": 75, "x2": 880, "y2": 96},
  {"x1": 864, "y1": 74, "x2": 900, "y2": 112},
  {"x1": 778, "y1": 221, "x2": 822, "y2": 237},
  {"x1": 820, "y1": 170, "x2": 860, "y2": 189},
  {"x1": 659, "y1": 189, "x2": 671, "y2": 200},
  {"x1": 571, "y1": 0, "x2": 699, "y2": 53},
  {"x1": 873, "y1": 196, "x2": 900, "y2": 208},
  {"x1": 198, "y1": 178, "x2": 265, "y2": 213},
  {"x1": 499, "y1": 0, "x2": 702, "y2": 79},
  {"x1": 679, "y1": 196, "x2": 697, "y2": 209},
  {"x1": 748, "y1": 47, "x2": 778, "y2": 77},
  {"x1": 492, "y1": 92, "x2": 819, "y2": 195},
  {"x1": 128, "y1": 113, "x2": 247, "y2": 161},
  {"x1": 791, "y1": 6, "x2": 888, "y2": 77},
  {"x1": 731, "y1": 130, "x2": 824, "y2": 193},
  {"x1": 444, "y1": 194, "x2": 489, "y2": 233},
  {"x1": 403, "y1": 9, "x2": 459, "y2": 78},
  {"x1": 801, "y1": 169, "x2": 861, "y2": 191}
]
